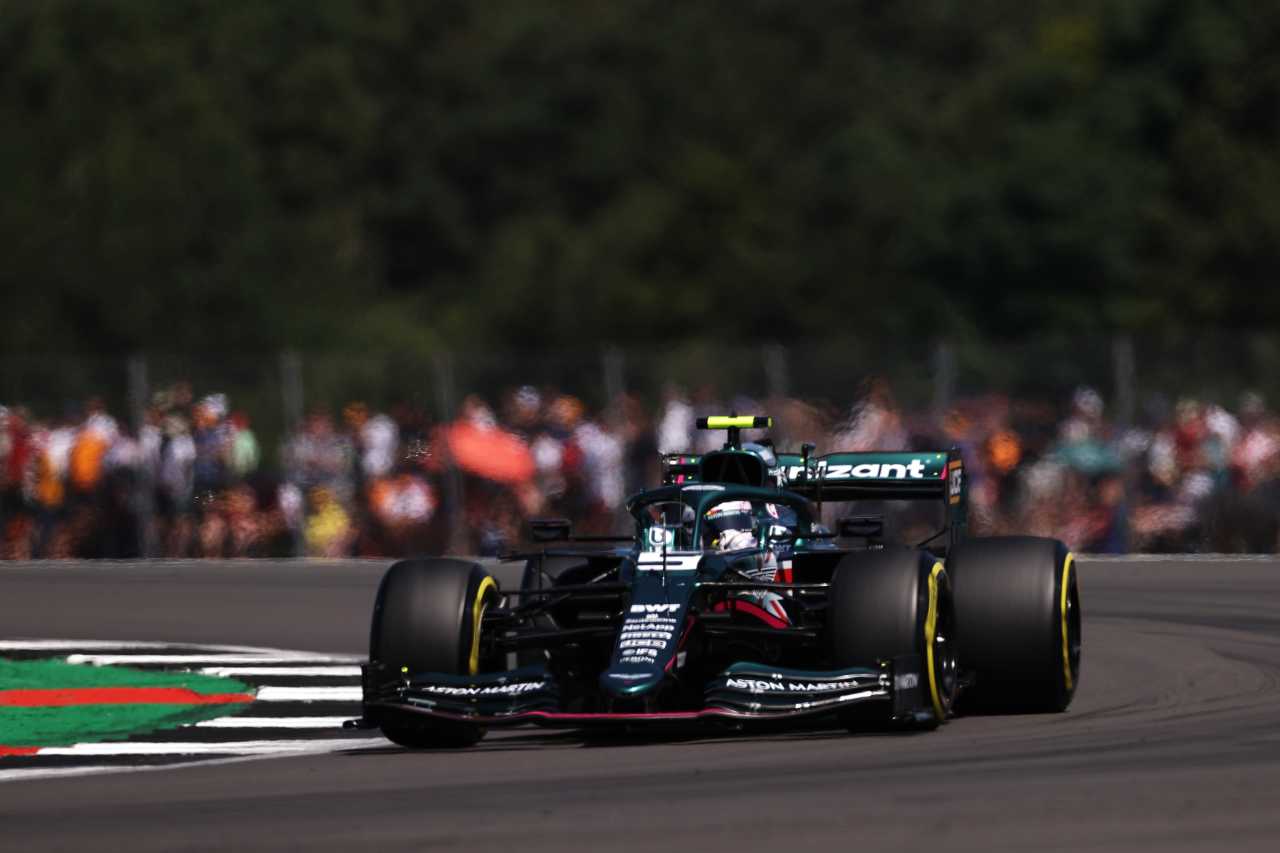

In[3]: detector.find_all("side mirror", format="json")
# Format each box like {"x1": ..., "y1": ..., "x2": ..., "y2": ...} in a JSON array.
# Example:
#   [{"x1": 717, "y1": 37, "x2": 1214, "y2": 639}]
[
  {"x1": 839, "y1": 515, "x2": 884, "y2": 540},
  {"x1": 530, "y1": 518, "x2": 572, "y2": 543}
]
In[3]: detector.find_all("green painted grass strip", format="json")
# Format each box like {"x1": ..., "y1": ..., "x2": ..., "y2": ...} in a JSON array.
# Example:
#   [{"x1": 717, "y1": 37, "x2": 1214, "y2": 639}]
[{"x1": 0, "y1": 657, "x2": 253, "y2": 749}]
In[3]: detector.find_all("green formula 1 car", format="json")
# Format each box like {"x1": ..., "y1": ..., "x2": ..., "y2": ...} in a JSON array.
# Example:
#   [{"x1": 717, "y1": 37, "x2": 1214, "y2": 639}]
[{"x1": 357, "y1": 416, "x2": 1081, "y2": 747}]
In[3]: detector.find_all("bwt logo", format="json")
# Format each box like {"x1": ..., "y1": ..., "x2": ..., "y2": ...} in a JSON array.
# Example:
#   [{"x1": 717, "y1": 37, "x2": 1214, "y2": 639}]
[{"x1": 630, "y1": 603, "x2": 681, "y2": 614}]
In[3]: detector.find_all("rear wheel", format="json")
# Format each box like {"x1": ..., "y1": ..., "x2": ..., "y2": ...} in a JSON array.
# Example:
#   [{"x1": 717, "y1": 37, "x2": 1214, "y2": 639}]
[
  {"x1": 948, "y1": 537, "x2": 1081, "y2": 712},
  {"x1": 828, "y1": 548, "x2": 957, "y2": 729},
  {"x1": 367, "y1": 558, "x2": 499, "y2": 747}
]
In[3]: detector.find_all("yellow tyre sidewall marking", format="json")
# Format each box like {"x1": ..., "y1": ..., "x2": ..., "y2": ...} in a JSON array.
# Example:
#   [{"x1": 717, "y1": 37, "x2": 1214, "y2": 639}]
[
  {"x1": 468, "y1": 576, "x2": 497, "y2": 676},
  {"x1": 1061, "y1": 553, "x2": 1075, "y2": 693},
  {"x1": 923, "y1": 561, "x2": 947, "y2": 720}
]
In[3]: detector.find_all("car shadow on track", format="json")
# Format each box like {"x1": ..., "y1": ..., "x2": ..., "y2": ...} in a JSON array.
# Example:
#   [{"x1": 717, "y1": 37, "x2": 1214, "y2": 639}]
[{"x1": 337, "y1": 719, "x2": 931, "y2": 757}]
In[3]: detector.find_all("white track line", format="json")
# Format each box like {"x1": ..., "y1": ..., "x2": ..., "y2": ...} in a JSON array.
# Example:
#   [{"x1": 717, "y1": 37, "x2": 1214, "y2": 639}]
[
  {"x1": 0, "y1": 765, "x2": 140, "y2": 783},
  {"x1": 0, "y1": 640, "x2": 362, "y2": 659},
  {"x1": 193, "y1": 716, "x2": 352, "y2": 729},
  {"x1": 198, "y1": 666, "x2": 361, "y2": 677},
  {"x1": 37, "y1": 738, "x2": 365, "y2": 756},
  {"x1": 254, "y1": 686, "x2": 362, "y2": 702},
  {"x1": 1077, "y1": 553, "x2": 1280, "y2": 562},
  {"x1": 0, "y1": 640, "x2": 176, "y2": 651},
  {"x1": 0, "y1": 735, "x2": 392, "y2": 784},
  {"x1": 64, "y1": 654, "x2": 359, "y2": 666}
]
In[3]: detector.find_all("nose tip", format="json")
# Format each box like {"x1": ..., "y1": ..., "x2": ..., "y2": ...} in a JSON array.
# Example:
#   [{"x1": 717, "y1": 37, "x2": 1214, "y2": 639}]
[{"x1": 599, "y1": 670, "x2": 664, "y2": 698}]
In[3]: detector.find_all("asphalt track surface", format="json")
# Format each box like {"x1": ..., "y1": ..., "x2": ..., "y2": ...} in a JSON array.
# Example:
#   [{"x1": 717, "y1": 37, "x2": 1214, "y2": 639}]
[{"x1": 3, "y1": 556, "x2": 1280, "y2": 852}]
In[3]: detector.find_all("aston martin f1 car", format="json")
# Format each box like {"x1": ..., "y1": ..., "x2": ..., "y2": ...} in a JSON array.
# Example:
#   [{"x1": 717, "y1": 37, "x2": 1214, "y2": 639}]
[{"x1": 358, "y1": 416, "x2": 1081, "y2": 747}]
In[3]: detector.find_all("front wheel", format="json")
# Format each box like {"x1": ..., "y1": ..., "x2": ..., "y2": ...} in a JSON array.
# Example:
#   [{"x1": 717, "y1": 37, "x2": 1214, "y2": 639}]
[
  {"x1": 367, "y1": 558, "x2": 498, "y2": 748},
  {"x1": 827, "y1": 548, "x2": 957, "y2": 729}
]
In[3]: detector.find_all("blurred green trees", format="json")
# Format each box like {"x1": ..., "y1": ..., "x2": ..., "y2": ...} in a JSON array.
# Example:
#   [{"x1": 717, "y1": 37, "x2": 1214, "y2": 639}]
[{"x1": 2, "y1": 0, "x2": 1277, "y2": 356}]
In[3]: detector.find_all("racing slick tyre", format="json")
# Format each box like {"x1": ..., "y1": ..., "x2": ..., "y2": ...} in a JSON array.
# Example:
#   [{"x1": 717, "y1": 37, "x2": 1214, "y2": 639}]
[
  {"x1": 947, "y1": 537, "x2": 1080, "y2": 713},
  {"x1": 828, "y1": 548, "x2": 957, "y2": 729},
  {"x1": 368, "y1": 558, "x2": 499, "y2": 748}
]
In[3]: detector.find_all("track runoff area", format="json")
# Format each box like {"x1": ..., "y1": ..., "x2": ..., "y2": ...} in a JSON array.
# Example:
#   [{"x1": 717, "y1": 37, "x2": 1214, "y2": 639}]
[{"x1": 0, "y1": 640, "x2": 379, "y2": 781}]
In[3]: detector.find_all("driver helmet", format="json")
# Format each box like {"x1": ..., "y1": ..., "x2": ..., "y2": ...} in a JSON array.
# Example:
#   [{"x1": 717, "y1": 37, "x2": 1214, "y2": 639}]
[{"x1": 704, "y1": 500, "x2": 757, "y2": 551}]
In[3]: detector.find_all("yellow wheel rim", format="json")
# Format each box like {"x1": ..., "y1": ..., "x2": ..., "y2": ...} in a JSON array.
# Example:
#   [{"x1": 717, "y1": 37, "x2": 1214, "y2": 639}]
[
  {"x1": 468, "y1": 576, "x2": 497, "y2": 676},
  {"x1": 1060, "y1": 553, "x2": 1075, "y2": 692},
  {"x1": 923, "y1": 561, "x2": 947, "y2": 720}
]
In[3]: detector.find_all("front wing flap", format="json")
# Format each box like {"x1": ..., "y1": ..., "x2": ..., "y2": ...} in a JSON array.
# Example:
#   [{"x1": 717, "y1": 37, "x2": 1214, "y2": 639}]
[
  {"x1": 363, "y1": 663, "x2": 559, "y2": 718},
  {"x1": 703, "y1": 661, "x2": 889, "y2": 715}
]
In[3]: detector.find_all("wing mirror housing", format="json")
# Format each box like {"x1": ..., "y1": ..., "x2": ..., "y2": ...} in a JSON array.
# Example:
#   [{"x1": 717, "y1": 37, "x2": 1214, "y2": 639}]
[
  {"x1": 529, "y1": 518, "x2": 572, "y2": 543},
  {"x1": 839, "y1": 515, "x2": 884, "y2": 541}
]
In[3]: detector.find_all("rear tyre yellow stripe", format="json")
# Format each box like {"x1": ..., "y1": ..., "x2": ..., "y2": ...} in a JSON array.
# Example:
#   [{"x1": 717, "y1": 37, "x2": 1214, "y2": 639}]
[
  {"x1": 1060, "y1": 553, "x2": 1075, "y2": 693},
  {"x1": 468, "y1": 576, "x2": 497, "y2": 676},
  {"x1": 923, "y1": 561, "x2": 946, "y2": 720}
]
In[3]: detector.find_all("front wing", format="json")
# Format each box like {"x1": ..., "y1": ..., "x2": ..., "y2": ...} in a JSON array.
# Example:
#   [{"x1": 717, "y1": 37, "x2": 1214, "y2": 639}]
[{"x1": 360, "y1": 656, "x2": 936, "y2": 728}]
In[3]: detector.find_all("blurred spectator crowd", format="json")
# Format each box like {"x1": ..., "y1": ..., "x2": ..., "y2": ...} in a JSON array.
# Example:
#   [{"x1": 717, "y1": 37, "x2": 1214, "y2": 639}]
[{"x1": 3, "y1": 378, "x2": 1279, "y2": 558}]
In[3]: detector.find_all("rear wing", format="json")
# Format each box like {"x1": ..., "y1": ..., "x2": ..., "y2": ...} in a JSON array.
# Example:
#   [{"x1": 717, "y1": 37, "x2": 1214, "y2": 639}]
[
  {"x1": 775, "y1": 451, "x2": 963, "y2": 503},
  {"x1": 661, "y1": 449, "x2": 964, "y2": 502},
  {"x1": 659, "y1": 416, "x2": 967, "y2": 550},
  {"x1": 660, "y1": 447, "x2": 967, "y2": 545},
  {"x1": 784, "y1": 449, "x2": 968, "y2": 551}
]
